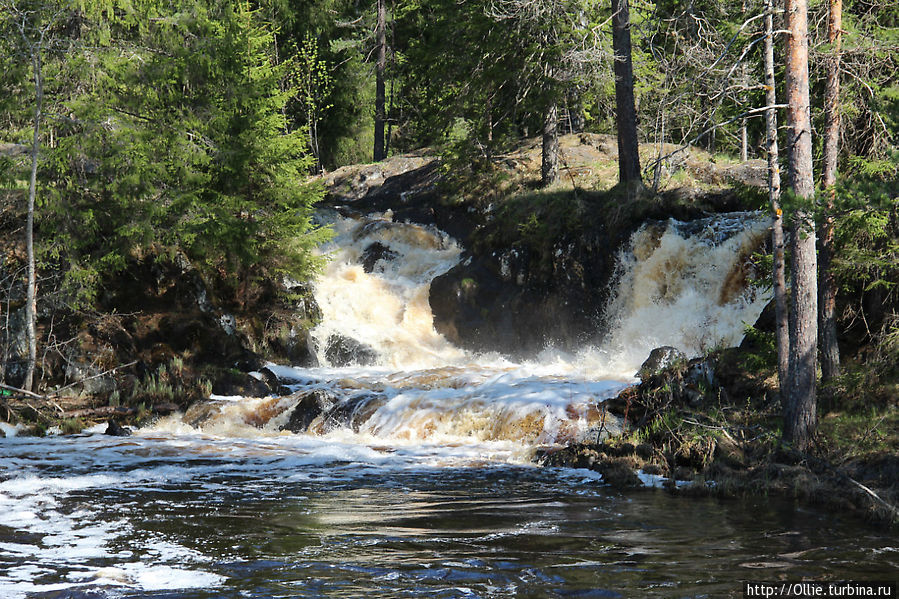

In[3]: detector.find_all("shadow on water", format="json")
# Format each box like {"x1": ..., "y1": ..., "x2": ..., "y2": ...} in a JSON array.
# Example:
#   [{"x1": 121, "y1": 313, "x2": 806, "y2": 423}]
[{"x1": 7, "y1": 458, "x2": 890, "y2": 599}]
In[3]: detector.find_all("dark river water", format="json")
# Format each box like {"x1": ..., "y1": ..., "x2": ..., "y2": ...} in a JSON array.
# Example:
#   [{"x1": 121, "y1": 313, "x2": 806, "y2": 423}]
[
  {"x1": 1, "y1": 428, "x2": 896, "y2": 599},
  {"x1": 3, "y1": 212, "x2": 897, "y2": 597}
]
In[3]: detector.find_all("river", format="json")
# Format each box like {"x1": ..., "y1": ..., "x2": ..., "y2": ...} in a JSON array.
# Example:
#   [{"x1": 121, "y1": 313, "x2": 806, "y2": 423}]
[{"x1": 1, "y1": 212, "x2": 895, "y2": 597}]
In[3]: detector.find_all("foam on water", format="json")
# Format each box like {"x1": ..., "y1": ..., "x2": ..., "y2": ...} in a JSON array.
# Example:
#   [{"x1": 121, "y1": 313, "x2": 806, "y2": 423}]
[
  {"x1": 0, "y1": 436, "x2": 228, "y2": 597},
  {"x1": 0, "y1": 210, "x2": 776, "y2": 596},
  {"x1": 311, "y1": 212, "x2": 466, "y2": 369},
  {"x1": 595, "y1": 212, "x2": 771, "y2": 377}
]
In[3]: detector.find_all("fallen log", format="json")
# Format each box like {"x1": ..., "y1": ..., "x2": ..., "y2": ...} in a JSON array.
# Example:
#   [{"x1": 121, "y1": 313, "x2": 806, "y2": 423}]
[{"x1": 63, "y1": 402, "x2": 180, "y2": 419}]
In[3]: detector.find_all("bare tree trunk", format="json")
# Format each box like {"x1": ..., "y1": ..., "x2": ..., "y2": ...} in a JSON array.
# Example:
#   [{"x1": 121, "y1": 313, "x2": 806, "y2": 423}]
[
  {"x1": 764, "y1": 0, "x2": 789, "y2": 388},
  {"x1": 24, "y1": 50, "x2": 43, "y2": 393},
  {"x1": 784, "y1": 0, "x2": 818, "y2": 451},
  {"x1": 741, "y1": 118, "x2": 748, "y2": 162},
  {"x1": 541, "y1": 100, "x2": 559, "y2": 186},
  {"x1": 819, "y1": 0, "x2": 842, "y2": 383},
  {"x1": 740, "y1": 1, "x2": 749, "y2": 163},
  {"x1": 373, "y1": 0, "x2": 387, "y2": 162},
  {"x1": 612, "y1": 0, "x2": 641, "y2": 189}
]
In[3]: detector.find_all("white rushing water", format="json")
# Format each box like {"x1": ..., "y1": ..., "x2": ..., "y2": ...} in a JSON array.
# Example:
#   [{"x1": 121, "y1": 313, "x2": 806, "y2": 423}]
[
  {"x1": 0, "y1": 209, "x2": 774, "y2": 597},
  {"x1": 310, "y1": 211, "x2": 467, "y2": 369},
  {"x1": 151, "y1": 209, "x2": 772, "y2": 454}
]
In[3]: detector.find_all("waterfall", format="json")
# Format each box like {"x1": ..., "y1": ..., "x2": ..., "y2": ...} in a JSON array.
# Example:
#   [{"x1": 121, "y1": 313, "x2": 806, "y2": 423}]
[
  {"x1": 309, "y1": 211, "x2": 467, "y2": 369},
  {"x1": 595, "y1": 211, "x2": 772, "y2": 376},
  {"x1": 155, "y1": 210, "x2": 771, "y2": 450}
]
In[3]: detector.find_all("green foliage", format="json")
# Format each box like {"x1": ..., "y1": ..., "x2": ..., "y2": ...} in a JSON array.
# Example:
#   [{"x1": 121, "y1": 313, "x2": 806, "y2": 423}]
[
  {"x1": 291, "y1": 33, "x2": 334, "y2": 171},
  {"x1": 738, "y1": 325, "x2": 778, "y2": 373},
  {"x1": 1, "y1": 0, "x2": 330, "y2": 307},
  {"x1": 59, "y1": 418, "x2": 85, "y2": 435}
]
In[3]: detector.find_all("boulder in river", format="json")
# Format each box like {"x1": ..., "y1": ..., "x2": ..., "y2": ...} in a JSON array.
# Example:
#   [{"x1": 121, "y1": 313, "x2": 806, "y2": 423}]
[
  {"x1": 324, "y1": 335, "x2": 378, "y2": 367},
  {"x1": 637, "y1": 346, "x2": 686, "y2": 381},
  {"x1": 104, "y1": 419, "x2": 132, "y2": 436},
  {"x1": 361, "y1": 241, "x2": 399, "y2": 273},
  {"x1": 281, "y1": 389, "x2": 339, "y2": 433}
]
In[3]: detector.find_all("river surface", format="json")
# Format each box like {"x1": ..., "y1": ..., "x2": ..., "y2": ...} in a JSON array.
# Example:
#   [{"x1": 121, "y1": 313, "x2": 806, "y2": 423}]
[
  {"x1": 2, "y1": 212, "x2": 896, "y2": 597},
  {"x1": 2, "y1": 425, "x2": 896, "y2": 598}
]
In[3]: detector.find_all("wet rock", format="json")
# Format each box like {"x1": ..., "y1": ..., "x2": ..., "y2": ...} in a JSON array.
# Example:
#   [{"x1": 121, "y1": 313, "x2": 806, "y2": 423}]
[
  {"x1": 312, "y1": 393, "x2": 386, "y2": 434},
  {"x1": 256, "y1": 367, "x2": 288, "y2": 395},
  {"x1": 430, "y1": 231, "x2": 614, "y2": 358},
  {"x1": 583, "y1": 411, "x2": 625, "y2": 443},
  {"x1": 104, "y1": 420, "x2": 132, "y2": 437},
  {"x1": 638, "y1": 347, "x2": 686, "y2": 381},
  {"x1": 211, "y1": 370, "x2": 273, "y2": 398},
  {"x1": 183, "y1": 402, "x2": 220, "y2": 428},
  {"x1": 536, "y1": 444, "x2": 640, "y2": 487},
  {"x1": 281, "y1": 389, "x2": 339, "y2": 433},
  {"x1": 361, "y1": 242, "x2": 399, "y2": 273},
  {"x1": 594, "y1": 459, "x2": 641, "y2": 487},
  {"x1": 324, "y1": 335, "x2": 378, "y2": 367}
]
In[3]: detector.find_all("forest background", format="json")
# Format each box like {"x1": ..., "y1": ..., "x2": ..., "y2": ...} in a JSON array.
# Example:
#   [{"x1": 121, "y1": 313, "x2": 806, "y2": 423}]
[{"x1": 0, "y1": 0, "x2": 897, "y2": 462}]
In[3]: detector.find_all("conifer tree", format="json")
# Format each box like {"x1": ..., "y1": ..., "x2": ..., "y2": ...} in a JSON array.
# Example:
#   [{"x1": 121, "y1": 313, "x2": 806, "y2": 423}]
[{"x1": 783, "y1": 0, "x2": 818, "y2": 450}]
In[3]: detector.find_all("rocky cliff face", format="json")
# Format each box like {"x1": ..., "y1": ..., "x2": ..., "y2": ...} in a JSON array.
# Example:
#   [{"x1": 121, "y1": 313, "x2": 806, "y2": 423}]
[
  {"x1": 429, "y1": 228, "x2": 616, "y2": 357},
  {"x1": 320, "y1": 134, "x2": 762, "y2": 359}
]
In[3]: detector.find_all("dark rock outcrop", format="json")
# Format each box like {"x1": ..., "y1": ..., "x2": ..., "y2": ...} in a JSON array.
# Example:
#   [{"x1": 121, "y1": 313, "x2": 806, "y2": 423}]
[
  {"x1": 312, "y1": 392, "x2": 386, "y2": 434},
  {"x1": 429, "y1": 229, "x2": 617, "y2": 357},
  {"x1": 361, "y1": 242, "x2": 399, "y2": 273},
  {"x1": 324, "y1": 335, "x2": 378, "y2": 367},
  {"x1": 104, "y1": 420, "x2": 132, "y2": 436},
  {"x1": 211, "y1": 370, "x2": 273, "y2": 398},
  {"x1": 281, "y1": 389, "x2": 339, "y2": 433},
  {"x1": 638, "y1": 346, "x2": 686, "y2": 381}
]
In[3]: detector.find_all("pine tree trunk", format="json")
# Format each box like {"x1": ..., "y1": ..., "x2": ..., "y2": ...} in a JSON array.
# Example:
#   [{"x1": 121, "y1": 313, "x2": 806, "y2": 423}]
[
  {"x1": 24, "y1": 51, "x2": 43, "y2": 393},
  {"x1": 373, "y1": 0, "x2": 387, "y2": 162},
  {"x1": 765, "y1": 0, "x2": 789, "y2": 388},
  {"x1": 819, "y1": 0, "x2": 842, "y2": 383},
  {"x1": 784, "y1": 0, "x2": 818, "y2": 451},
  {"x1": 541, "y1": 100, "x2": 559, "y2": 186},
  {"x1": 612, "y1": 0, "x2": 641, "y2": 189}
]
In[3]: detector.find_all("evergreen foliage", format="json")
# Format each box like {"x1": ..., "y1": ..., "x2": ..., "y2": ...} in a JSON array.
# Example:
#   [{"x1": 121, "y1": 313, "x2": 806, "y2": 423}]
[{"x1": 1, "y1": 0, "x2": 328, "y2": 306}]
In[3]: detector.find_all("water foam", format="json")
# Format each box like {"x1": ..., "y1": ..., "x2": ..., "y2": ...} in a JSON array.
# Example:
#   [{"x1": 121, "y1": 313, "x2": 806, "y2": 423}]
[
  {"x1": 595, "y1": 212, "x2": 771, "y2": 376},
  {"x1": 311, "y1": 212, "x2": 466, "y2": 368},
  {"x1": 0, "y1": 436, "x2": 226, "y2": 597},
  {"x1": 156, "y1": 211, "x2": 772, "y2": 449}
]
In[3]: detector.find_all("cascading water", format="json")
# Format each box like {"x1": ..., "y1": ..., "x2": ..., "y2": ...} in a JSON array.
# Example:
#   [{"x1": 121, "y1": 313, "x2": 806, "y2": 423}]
[
  {"x1": 597, "y1": 212, "x2": 772, "y2": 376},
  {"x1": 148, "y1": 210, "x2": 772, "y2": 452},
  {"x1": 12, "y1": 208, "x2": 857, "y2": 599},
  {"x1": 309, "y1": 211, "x2": 466, "y2": 368}
]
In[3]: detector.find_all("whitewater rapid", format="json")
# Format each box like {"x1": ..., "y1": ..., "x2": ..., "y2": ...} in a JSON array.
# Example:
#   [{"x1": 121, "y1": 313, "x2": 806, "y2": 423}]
[{"x1": 0, "y1": 209, "x2": 775, "y2": 597}]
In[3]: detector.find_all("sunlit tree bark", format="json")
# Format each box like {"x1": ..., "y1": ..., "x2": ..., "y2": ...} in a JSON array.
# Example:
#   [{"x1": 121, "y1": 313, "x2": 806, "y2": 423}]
[
  {"x1": 373, "y1": 0, "x2": 387, "y2": 161},
  {"x1": 783, "y1": 0, "x2": 818, "y2": 451},
  {"x1": 764, "y1": 0, "x2": 789, "y2": 389},
  {"x1": 612, "y1": 0, "x2": 641, "y2": 189},
  {"x1": 819, "y1": 0, "x2": 842, "y2": 383}
]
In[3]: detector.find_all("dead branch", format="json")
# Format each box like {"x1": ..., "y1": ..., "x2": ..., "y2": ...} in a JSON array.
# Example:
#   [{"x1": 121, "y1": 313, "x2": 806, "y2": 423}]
[{"x1": 49, "y1": 360, "x2": 139, "y2": 397}]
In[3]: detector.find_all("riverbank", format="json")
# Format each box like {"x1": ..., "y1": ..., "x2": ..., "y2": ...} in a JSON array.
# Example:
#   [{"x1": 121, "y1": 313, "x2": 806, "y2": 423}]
[
  {"x1": 3, "y1": 136, "x2": 896, "y2": 529},
  {"x1": 539, "y1": 344, "x2": 899, "y2": 527}
]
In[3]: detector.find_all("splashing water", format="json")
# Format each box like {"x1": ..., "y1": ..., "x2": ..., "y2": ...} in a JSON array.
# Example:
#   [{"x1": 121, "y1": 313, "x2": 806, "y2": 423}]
[
  {"x1": 149, "y1": 209, "x2": 772, "y2": 452},
  {"x1": 0, "y1": 209, "x2": 788, "y2": 598},
  {"x1": 310, "y1": 212, "x2": 466, "y2": 369},
  {"x1": 595, "y1": 212, "x2": 772, "y2": 376}
]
